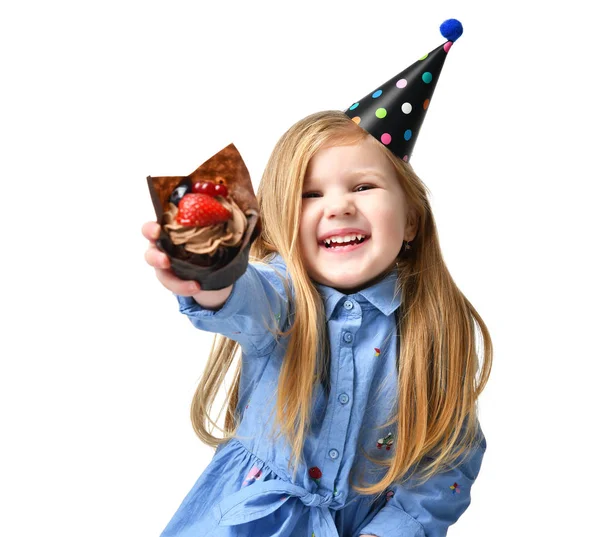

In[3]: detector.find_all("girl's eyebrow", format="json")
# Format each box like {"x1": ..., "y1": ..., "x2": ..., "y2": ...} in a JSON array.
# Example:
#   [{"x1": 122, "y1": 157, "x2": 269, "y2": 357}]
[
  {"x1": 347, "y1": 169, "x2": 385, "y2": 178},
  {"x1": 304, "y1": 169, "x2": 385, "y2": 186}
]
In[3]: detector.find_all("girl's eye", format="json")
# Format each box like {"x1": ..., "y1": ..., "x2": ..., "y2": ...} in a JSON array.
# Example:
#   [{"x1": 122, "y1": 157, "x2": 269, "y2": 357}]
[
  {"x1": 302, "y1": 192, "x2": 321, "y2": 199},
  {"x1": 355, "y1": 184, "x2": 374, "y2": 192}
]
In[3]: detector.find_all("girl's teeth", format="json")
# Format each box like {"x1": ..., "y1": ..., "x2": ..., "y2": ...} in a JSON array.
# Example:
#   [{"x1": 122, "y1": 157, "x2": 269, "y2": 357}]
[{"x1": 323, "y1": 234, "x2": 366, "y2": 246}]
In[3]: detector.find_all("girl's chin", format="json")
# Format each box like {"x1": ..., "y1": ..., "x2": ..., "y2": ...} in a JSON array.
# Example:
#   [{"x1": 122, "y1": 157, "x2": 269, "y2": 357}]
[
  {"x1": 310, "y1": 262, "x2": 397, "y2": 292},
  {"x1": 314, "y1": 271, "x2": 374, "y2": 292}
]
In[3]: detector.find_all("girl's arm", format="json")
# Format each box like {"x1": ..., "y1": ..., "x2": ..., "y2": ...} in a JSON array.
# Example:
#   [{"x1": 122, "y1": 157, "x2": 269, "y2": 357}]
[
  {"x1": 144, "y1": 221, "x2": 290, "y2": 355},
  {"x1": 191, "y1": 284, "x2": 233, "y2": 310},
  {"x1": 175, "y1": 261, "x2": 290, "y2": 355},
  {"x1": 359, "y1": 429, "x2": 487, "y2": 537}
]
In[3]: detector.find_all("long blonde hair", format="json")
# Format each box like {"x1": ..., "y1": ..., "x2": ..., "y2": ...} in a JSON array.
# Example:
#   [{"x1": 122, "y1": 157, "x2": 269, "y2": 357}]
[{"x1": 190, "y1": 110, "x2": 492, "y2": 495}]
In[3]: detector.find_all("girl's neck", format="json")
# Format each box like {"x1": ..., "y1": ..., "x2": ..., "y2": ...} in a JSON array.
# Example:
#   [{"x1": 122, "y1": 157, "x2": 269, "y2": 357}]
[{"x1": 317, "y1": 263, "x2": 397, "y2": 295}]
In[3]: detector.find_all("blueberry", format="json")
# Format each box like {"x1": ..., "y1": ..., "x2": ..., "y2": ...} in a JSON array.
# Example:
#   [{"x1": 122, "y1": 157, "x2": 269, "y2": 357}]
[{"x1": 169, "y1": 185, "x2": 190, "y2": 207}]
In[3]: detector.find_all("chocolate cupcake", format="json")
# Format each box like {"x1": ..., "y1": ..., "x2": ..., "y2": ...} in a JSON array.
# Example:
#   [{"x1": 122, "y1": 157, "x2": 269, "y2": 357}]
[{"x1": 147, "y1": 144, "x2": 261, "y2": 290}]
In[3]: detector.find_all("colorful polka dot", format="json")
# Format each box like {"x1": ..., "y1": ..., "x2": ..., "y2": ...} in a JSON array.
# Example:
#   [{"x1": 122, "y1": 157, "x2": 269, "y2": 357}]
[
  {"x1": 352, "y1": 116, "x2": 361, "y2": 124},
  {"x1": 404, "y1": 130, "x2": 412, "y2": 141},
  {"x1": 372, "y1": 89, "x2": 383, "y2": 98},
  {"x1": 423, "y1": 99, "x2": 430, "y2": 110},
  {"x1": 422, "y1": 72, "x2": 433, "y2": 84},
  {"x1": 419, "y1": 53, "x2": 428, "y2": 60},
  {"x1": 444, "y1": 41, "x2": 453, "y2": 53},
  {"x1": 380, "y1": 134, "x2": 391, "y2": 145},
  {"x1": 396, "y1": 79, "x2": 407, "y2": 89},
  {"x1": 403, "y1": 155, "x2": 409, "y2": 162},
  {"x1": 375, "y1": 108, "x2": 387, "y2": 119},
  {"x1": 401, "y1": 102, "x2": 412, "y2": 114},
  {"x1": 349, "y1": 102, "x2": 360, "y2": 111}
]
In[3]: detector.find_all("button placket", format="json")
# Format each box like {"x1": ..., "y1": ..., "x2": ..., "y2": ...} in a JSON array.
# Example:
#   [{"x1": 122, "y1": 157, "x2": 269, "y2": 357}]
[{"x1": 317, "y1": 298, "x2": 362, "y2": 493}]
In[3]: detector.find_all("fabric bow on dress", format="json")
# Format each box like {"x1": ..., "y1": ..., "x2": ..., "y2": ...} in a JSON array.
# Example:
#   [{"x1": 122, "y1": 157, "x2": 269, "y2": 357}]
[{"x1": 214, "y1": 479, "x2": 338, "y2": 536}]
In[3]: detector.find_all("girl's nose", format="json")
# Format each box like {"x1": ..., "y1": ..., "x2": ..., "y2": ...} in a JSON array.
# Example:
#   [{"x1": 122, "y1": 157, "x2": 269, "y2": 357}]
[{"x1": 324, "y1": 196, "x2": 356, "y2": 218}]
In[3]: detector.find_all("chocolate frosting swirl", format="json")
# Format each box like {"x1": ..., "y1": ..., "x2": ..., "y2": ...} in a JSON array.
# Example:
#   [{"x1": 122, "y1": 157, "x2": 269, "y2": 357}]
[{"x1": 163, "y1": 196, "x2": 246, "y2": 255}]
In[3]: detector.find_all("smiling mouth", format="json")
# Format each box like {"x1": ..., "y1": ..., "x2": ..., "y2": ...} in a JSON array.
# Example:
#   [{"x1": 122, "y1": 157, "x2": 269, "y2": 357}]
[{"x1": 319, "y1": 235, "x2": 370, "y2": 250}]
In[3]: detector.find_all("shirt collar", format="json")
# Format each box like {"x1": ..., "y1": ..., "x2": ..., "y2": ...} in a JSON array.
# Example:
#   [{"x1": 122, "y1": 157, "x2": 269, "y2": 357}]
[
  {"x1": 316, "y1": 269, "x2": 402, "y2": 321},
  {"x1": 268, "y1": 254, "x2": 402, "y2": 320}
]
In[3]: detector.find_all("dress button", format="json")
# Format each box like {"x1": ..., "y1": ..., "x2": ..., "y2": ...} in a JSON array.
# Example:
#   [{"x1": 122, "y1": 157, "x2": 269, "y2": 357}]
[
  {"x1": 338, "y1": 393, "x2": 349, "y2": 404},
  {"x1": 343, "y1": 300, "x2": 353, "y2": 310},
  {"x1": 343, "y1": 332, "x2": 353, "y2": 343},
  {"x1": 329, "y1": 449, "x2": 339, "y2": 460}
]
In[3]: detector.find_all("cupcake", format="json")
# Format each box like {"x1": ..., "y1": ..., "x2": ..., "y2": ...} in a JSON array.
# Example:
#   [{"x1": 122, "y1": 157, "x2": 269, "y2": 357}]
[{"x1": 147, "y1": 144, "x2": 261, "y2": 290}]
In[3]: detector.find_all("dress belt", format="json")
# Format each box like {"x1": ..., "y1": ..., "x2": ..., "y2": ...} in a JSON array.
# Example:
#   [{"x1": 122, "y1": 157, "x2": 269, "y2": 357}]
[{"x1": 213, "y1": 479, "x2": 339, "y2": 536}]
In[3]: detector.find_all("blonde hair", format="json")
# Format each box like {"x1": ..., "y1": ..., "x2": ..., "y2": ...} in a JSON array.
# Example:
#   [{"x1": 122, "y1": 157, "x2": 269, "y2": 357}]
[{"x1": 190, "y1": 110, "x2": 493, "y2": 495}]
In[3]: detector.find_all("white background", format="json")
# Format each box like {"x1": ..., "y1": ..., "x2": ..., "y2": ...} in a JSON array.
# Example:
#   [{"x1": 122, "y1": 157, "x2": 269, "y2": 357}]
[{"x1": 1, "y1": 1, "x2": 598, "y2": 535}]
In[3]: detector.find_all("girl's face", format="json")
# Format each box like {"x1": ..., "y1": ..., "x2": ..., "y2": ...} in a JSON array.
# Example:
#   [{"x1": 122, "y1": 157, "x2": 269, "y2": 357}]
[{"x1": 300, "y1": 137, "x2": 416, "y2": 292}]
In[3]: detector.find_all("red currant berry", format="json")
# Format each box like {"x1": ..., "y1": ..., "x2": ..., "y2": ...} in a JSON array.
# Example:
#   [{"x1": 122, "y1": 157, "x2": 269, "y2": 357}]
[
  {"x1": 214, "y1": 184, "x2": 229, "y2": 197},
  {"x1": 193, "y1": 181, "x2": 217, "y2": 196}
]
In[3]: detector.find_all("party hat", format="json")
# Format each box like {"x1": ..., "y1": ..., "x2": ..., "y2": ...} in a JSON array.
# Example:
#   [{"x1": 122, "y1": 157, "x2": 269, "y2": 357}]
[{"x1": 344, "y1": 19, "x2": 463, "y2": 162}]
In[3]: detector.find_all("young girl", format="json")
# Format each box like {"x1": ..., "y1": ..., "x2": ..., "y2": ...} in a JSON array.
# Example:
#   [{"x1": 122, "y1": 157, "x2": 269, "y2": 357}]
[{"x1": 143, "y1": 22, "x2": 492, "y2": 537}]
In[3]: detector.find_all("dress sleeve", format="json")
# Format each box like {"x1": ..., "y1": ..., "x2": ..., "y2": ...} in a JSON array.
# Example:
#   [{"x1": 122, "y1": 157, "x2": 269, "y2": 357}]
[
  {"x1": 175, "y1": 260, "x2": 291, "y2": 356},
  {"x1": 359, "y1": 431, "x2": 486, "y2": 537}
]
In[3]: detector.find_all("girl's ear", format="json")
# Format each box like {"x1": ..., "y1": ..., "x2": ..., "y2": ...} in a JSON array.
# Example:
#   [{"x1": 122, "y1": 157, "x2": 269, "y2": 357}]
[{"x1": 405, "y1": 208, "x2": 419, "y2": 242}]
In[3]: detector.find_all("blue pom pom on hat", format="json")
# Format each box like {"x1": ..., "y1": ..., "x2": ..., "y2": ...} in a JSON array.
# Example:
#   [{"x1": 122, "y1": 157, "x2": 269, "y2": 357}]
[
  {"x1": 344, "y1": 19, "x2": 464, "y2": 163},
  {"x1": 440, "y1": 18, "x2": 463, "y2": 42}
]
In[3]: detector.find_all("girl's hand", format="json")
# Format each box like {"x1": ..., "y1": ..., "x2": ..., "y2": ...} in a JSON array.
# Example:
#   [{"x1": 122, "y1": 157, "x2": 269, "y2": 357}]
[
  {"x1": 142, "y1": 221, "x2": 202, "y2": 296},
  {"x1": 142, "y1": 221, "x2": 233, "y2": 309}
]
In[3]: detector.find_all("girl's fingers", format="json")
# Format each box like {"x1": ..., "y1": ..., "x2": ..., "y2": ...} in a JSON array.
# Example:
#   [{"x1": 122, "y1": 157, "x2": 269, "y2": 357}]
[
  {"x1": 142, "y1": 220, "x2": 200, "y2": 295},
  {"x1": 141, "y1": 221, "x2": 161, "y2": 242},
  {"x1": 145, "y1": 245, "x2": 170, "y2": 269},
  {"x1": 155, "y1": 268, "x2": 201, "y2": 296}
]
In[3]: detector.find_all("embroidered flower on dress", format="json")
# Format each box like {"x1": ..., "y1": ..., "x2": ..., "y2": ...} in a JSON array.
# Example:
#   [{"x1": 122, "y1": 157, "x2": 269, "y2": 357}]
[
  {"x1": 374, "y1": 347, "x2": 381, "y2": 357},
  {"x1": 241, "y1": 466, "x2": 262, "y2": 487},
  {"x1": 308, "y1": 466, "x2": 322, "y2": 485},
  {"x1": 450, "y1": 482, "x2": 461, "y2": 494},
  {"x1": 386, "y1": 490, "x2": 395, "y2": 501}
]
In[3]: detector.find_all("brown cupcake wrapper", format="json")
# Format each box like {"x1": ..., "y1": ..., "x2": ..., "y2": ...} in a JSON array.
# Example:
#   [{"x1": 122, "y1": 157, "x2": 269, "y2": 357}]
[
  {"x1": 155, "y1": 212, "x2": 259, "y2": 291},
  {"x1": 146, "y1": 144, "x2": 261, "y2": 291}
]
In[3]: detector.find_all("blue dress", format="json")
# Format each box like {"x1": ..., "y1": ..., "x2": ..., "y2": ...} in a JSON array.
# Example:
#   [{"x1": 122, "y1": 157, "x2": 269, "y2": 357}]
[{"x1": 160, "y1": 254, "x2": 486, "y2": 537}]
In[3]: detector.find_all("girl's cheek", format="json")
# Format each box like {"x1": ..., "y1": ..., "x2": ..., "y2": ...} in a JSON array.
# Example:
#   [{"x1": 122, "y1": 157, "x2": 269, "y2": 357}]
[{"x1": 366, "y1": 196, "x2": 395, "y2": 217}]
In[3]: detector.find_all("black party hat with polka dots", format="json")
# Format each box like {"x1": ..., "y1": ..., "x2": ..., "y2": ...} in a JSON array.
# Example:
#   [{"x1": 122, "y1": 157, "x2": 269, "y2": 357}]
[{"x1": 344, "y1": 19, "x2": 463, "y2": 163}]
